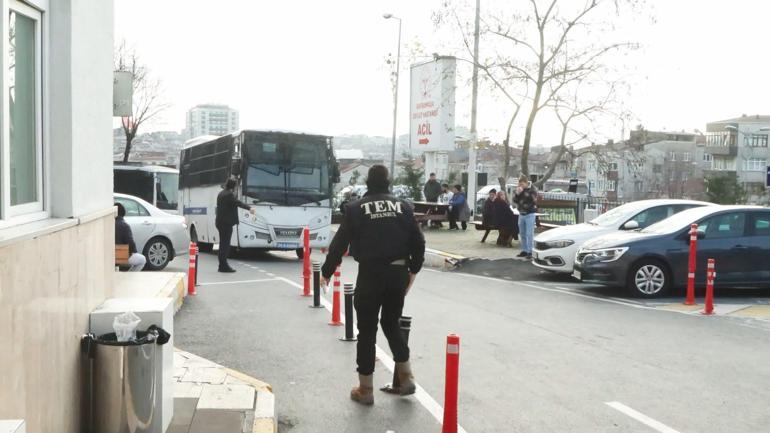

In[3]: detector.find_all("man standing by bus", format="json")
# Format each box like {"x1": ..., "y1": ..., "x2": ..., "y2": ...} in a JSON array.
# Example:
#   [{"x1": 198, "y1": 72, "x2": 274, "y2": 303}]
[
  {"x1": 216, "y1": 178, "x2": 255, "y2": 272},
  {"x1": 321, "y1": 165, "x2": 425, "y2": 406}
]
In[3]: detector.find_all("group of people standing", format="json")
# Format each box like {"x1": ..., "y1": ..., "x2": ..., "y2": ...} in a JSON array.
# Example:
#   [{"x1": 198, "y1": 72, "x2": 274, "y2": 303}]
[
  {"x1": 422, "y1": 173, "x2": 471, "y2": 231},
  {"x1": 481, "y1": 175, "x2": 538, "y2": 259}
]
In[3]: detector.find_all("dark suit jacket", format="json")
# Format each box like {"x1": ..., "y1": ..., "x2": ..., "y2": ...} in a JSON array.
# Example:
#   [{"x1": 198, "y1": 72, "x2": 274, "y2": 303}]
[{"x1": 216, "y1": 189, "x2": 250, "y2": 227}]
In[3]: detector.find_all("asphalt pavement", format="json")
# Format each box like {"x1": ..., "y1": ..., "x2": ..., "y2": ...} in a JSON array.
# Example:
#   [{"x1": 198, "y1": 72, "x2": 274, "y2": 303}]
[{"x1": 169, "y1": 250, "x2": 770, "y2": 433}]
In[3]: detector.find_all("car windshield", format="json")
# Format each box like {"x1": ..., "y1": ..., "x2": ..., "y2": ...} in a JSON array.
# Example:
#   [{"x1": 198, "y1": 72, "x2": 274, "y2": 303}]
[
  {"x1": 641, "y1": 206, "x2": 718, "y2": 234},
  {"x1": 589, "y1": 202, "x2": 651, "y2": 227}
]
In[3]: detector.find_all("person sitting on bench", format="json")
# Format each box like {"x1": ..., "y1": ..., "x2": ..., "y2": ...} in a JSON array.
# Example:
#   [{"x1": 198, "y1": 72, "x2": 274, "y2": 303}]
[
  {"x1": 115, "y1": 203, "x2": 146, "y2": 272},
  {"x1": 480, "y1": 189, "x2": 497, "y2": 242}
]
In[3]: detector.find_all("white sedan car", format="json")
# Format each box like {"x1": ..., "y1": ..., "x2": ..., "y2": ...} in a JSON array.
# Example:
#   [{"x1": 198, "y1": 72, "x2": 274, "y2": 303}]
[
  {"x1": 114, "y1": 193, "x2": 190, "y2": 271},
  {"x1": 533, "y1": 199, "x2": 710, "y2": 273}
]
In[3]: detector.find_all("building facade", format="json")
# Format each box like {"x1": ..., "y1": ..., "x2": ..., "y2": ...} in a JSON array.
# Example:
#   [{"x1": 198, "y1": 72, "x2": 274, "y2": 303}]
[
  {"x1": 705, "y1": 115, "x2": 770, "y2": 203},
  {"x1": 184, "y1": 103, "x2": 239, "y2": 140},
  {"x1": 0, "y1": 1, "x2": 115, "y2": 432}
]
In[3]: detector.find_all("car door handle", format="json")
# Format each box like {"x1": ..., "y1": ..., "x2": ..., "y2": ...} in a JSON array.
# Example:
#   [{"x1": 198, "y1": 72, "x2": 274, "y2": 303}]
[
  {"x1": 732, "y1": 245, "x2": 749, "y2": 250},
  {"x1": 142, "y1": 221, "x2": 152, "y2": 225}
]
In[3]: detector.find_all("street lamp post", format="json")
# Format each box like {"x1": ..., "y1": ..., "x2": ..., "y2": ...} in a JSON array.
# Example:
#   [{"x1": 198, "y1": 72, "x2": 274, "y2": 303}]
[{"x1": 384, "y1": 13, "x2": 402, "y2": 181}]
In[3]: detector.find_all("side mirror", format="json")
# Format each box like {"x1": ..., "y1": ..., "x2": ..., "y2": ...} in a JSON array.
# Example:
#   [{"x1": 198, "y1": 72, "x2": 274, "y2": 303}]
[
  {"x1": 696, "y1": 230, "x2": 706, "y2": 240},
  {"x1": 230, "y1": 158, "x2": 242, "y2": 177},
  {"x1": 622, "y1": 220, "x2": 640, "y2": 230}
]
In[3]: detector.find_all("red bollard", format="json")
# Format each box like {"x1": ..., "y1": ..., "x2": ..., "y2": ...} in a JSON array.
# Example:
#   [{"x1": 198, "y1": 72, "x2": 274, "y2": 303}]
[
  {"x1": 685, "y1": 223, "x2": 698, "y2": 305},
  {"x1": 187, "y1": 242, "x2": 197, "y2": 296},
  {"x1": 442, "y1": 334, "x2": 460, "y2": 433},
  {"x1": 702, "y1": 259, "x2": 715, "y2": 315},
  {"x1": 302, "y1": 227, "x2": 311, "y2": 297},
  {"x1": 329, "y1": 266, "x2": 343, "y2": 326}
]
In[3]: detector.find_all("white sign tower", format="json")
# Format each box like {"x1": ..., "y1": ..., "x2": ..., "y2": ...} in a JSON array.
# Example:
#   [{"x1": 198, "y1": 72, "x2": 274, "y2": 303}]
[{"x1": 409, "y1": 57, "x2": 456, "y2": 184}]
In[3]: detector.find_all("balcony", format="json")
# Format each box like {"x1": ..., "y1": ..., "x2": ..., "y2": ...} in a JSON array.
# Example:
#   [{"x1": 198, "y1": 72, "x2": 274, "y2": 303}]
[
  {"x1": 740, "y1": 171, "x2": 768, "y2": 184},
  {"x1": 703, "y1": 169, "x2": 737, "y2": 178},
  {"x1": 704, "y1": 144, "x2": 738, "y2": 156}
]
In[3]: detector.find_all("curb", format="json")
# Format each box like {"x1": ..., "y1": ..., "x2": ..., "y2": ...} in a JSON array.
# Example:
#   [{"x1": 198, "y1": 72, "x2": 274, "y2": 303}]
[{"x1": 425, "y1": 248, "x2": 468, "y2": 270}]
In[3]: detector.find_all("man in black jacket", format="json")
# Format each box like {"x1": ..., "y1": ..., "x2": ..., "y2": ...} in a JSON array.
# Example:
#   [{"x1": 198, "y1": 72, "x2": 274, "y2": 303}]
[
  {"x1": 321, "y1": 165, "x2": 425, "y2": 406},
  {"x1": 216, "y1": 178, "x2": 255, "y2": 272},
  {"x1": 115, "y1": 203, "x2": 146, "y2": 272}
]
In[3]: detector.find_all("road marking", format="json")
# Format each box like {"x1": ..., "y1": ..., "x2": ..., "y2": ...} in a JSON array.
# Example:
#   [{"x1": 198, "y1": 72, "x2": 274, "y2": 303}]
[
  {"x1": 275, "y1": 276, "x2": 468, "y2": 433},
  {"x1": 606, "y1": 402, "x2": 682, "y2": 433},
  {"x1": 197, "y1": 279, "x2": 278, "y2": 286}
]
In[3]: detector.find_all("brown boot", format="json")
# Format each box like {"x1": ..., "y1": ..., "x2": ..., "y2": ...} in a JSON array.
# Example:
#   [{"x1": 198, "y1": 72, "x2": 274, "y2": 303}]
[
  {"x1": 395, "y1": 361, "x2": 416, "y2": 396},
  {"x1": 350, "y1": 374, "x2": 374, "y2": 405}
]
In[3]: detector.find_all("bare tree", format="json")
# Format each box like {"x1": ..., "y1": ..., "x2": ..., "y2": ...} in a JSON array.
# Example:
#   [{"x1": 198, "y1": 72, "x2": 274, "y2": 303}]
[
  {"x1": 114, "y1": 41, "x2": 169, "y2": 163},
  {"x1": 436, "y1": 0, "x2": 646, "y2": 185}
]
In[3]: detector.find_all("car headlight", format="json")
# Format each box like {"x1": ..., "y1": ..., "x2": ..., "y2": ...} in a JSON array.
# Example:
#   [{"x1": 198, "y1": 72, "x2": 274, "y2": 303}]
[
  {"x1": 583, "y1": 247, "x2": 629, "y2": 263},
  {"x1": 544, "y1": 240, "x2": 574, "y2": 248}
]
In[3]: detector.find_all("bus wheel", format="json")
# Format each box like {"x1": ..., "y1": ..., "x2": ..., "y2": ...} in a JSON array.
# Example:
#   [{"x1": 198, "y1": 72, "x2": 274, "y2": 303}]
[
  {"x1": 295, "y1": 248, "x2": 304, "y2": 260},
  {"x1": 191, "y1": 227, "x2": 213, "y2": 253}
]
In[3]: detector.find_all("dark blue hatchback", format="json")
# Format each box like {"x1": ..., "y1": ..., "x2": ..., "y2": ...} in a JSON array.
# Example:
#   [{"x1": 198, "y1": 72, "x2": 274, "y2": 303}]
[{"x1": 573, "y1": 205, "x2": 770, "y2": 297}]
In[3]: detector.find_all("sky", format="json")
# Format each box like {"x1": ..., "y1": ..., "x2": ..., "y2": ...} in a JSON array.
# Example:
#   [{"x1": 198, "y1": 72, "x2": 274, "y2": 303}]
[{"x1": 115, "y1": 0, "x2": 770, "y2": 146}]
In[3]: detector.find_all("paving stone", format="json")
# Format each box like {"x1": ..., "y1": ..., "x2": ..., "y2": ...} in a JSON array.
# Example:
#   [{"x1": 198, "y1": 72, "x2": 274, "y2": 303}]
[
  {"x1": 197, "y1": 384, "x2": 255, "y2": 410},
  {"x1": 174, "y1": 381, "x2": 204, "y2": 399},
  {"x1": 181, "y1": 367, "x2": 227, "y2": 384},
  {"x1": 188, "y1": 409, "x2": 244, "y2": 433}
]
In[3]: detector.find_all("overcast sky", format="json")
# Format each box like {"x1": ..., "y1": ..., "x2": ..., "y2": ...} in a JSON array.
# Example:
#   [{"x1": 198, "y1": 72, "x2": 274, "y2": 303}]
[{"x1": 115, "y1": 0, "x2": 770, "y2": 145}]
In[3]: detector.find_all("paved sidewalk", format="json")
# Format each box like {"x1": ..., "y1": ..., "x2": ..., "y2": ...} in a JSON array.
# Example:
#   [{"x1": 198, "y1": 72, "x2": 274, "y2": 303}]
[
  {"x1": 170, "y1": 349, "x2": 276, "y2": 433},
  {"x1": 421, "y1": 225, "x2": 521, "y2": 260}
]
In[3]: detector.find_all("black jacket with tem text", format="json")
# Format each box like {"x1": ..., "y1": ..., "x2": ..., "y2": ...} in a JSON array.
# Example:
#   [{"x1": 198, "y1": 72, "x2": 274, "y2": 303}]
[
  {"x1": 322, "y1": 192, "x2": 426, "y2": 279},
  {"x1": 216, "y1": 189, "x2": 251, "y2": 227}
]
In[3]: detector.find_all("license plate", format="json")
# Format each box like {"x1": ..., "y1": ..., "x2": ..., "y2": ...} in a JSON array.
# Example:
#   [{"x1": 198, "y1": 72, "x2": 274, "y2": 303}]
[
  {"x1": 277, "y1": 242, "x2": 299, "y2": 249},
  {"x1": 572, "y1": 270, "x2": 582, "y2": 280}
]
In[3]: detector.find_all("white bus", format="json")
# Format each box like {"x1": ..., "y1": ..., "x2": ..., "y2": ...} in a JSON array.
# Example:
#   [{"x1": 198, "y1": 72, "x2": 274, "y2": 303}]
[
  {"x1": 179, "y1": 130, "x2": 340, "y2": 258},
  {"x1": 113, "y1": 164, "x2": 180, "y2": 214}
]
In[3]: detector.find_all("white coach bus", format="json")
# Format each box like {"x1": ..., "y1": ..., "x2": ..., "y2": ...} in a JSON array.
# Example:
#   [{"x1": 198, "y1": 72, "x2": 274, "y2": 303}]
[{"x1": 179, "y1": 130, "x2": 340, "y2": 258}]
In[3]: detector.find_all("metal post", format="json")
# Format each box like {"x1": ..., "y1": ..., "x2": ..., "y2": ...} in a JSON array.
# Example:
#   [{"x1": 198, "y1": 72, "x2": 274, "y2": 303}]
[
  {"x1": 466, "y1": 0, "x2": 481, "y2": 211},
  {"x1": 340, "y1": 283, "x2": 357, "y2": 341},
  {"x1": 380, "y1": 316, "x2": 412, "y2": 393},
  {"x1": 310, "y1": 262, "x2": 323, "y2": 308},
  {"x1": 389, "y1": 18, "x2": 402, "y2": 178}
]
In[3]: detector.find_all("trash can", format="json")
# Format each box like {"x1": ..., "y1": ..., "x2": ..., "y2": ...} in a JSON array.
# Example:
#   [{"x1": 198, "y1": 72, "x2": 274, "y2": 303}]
[{"x1": 84, "y1": 325, "x2": 170, "y2": 433}]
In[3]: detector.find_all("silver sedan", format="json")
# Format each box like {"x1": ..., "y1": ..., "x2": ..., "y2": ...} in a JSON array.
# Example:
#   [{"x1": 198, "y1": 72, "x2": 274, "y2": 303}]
[{"x1": 114, "y1": 193, "x2": 190, "y2": 270}]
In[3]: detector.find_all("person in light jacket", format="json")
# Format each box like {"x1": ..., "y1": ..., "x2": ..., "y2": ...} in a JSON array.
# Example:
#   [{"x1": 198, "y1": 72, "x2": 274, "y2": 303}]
[{"x1": 448, "y1": 184, "x2": 468, "y2": 230}]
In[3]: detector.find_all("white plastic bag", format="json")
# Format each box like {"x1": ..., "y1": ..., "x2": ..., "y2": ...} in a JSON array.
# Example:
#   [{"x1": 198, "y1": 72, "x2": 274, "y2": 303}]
[{"x1": 113, "y1": 311, "x2": 141, "y2": 342}]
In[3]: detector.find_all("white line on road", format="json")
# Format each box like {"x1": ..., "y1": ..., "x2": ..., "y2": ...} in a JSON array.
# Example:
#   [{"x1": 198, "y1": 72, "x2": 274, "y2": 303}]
[
  {"x1": 606, "y1": 402, "x2": 682, "y2": 433},
  {"x1": 275, "y1": 276, "x2": 468, "y2": 433},
  {"x1": 197, "y1": 278, "x2": 279, "y2": 286}
]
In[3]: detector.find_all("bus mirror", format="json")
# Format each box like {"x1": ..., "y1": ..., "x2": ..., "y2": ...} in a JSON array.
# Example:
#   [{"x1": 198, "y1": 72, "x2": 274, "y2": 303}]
[
  {"x1": 331, "y1": 161, "x2": 341, "y2": 184},
  {"x1": 230, "y1": 159, "x2": 242, "y2": 176}
]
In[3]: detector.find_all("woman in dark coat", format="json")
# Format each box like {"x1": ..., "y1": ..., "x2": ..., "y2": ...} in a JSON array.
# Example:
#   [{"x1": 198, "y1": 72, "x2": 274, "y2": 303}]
[{"x1": 493, "y1": 191, "x2": 516, "y2": 246}]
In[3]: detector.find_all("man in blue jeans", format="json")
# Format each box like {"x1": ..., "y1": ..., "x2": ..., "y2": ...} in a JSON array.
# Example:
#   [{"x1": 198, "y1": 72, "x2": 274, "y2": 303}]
[{"x1": 513, "y1": 174, "x2": 538, "y2": 259}]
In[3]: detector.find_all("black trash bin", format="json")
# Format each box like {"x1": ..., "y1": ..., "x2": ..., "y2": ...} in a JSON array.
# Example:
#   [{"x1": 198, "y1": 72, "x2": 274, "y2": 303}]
[{"x1": 83, "y1": 325, "x2": 170, "y2": 433}]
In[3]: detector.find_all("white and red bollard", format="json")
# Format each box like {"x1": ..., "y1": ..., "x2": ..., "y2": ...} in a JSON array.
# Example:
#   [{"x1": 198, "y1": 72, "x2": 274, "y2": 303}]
[
  {"x1": 302, "y1": 227, "x2": 311, "y2": 297},
  {"x1": 702, "y1": 259, "x2": 715, "y2": 315},
  {"x1": 187, "y1": 242, "x2": 198, "y2": 296},
  {"x1": 329, "y1": 266, "x2": 343, "y2": 326},
  {"x1": 685, "y1": 223, "x2": 698, "y2": 305},
  {"x1": 442, "y1": 334, "x2": 460, "y2": 433}
]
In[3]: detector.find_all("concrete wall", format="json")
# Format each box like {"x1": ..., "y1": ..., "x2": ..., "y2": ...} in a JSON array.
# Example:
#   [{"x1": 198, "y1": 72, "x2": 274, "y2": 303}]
[
  {"x1": 0, "y1": 215, "x2": 114, "y2": 433},
  {"x1": 0, "y1": 0, "x2": 115, "y2": 431},
  {"x1": 49, "y1": 0, "x2": 114, "y2": 218}
]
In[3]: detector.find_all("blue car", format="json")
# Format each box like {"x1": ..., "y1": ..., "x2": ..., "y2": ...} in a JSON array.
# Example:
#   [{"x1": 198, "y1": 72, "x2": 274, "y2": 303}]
[{"x1": 573, "y1": 205, "x2": 770, "y2": 297}]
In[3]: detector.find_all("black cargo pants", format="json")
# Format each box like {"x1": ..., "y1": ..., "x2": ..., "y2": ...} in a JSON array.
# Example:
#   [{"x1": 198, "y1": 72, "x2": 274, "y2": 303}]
[{"x1": 354, "y1": 262, "x2": 411, "y2": 375}]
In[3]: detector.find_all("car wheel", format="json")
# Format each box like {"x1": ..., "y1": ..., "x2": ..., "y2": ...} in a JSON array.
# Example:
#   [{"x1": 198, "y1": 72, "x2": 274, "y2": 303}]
[
  {"x1": 144, "y1": 237, "x2": 172, "y2": 271},
  {"x1": 296, "y1": 248, "x2": 304, "y2": 260},
  {"x1": 627, "y1": 259, "x2": 671, "y2": 298}
]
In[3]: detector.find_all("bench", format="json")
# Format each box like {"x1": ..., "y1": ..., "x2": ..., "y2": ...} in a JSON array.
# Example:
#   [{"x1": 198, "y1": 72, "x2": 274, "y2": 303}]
[
  {"x1": 115, "y1": 244, "x2": 130, "y2": 267},
  {"x1": 414, "y1": 212, "x2": 448, "y2": 222},
  {"x1": 471, "y1": 221, "x2": 499, "y2": 243}
]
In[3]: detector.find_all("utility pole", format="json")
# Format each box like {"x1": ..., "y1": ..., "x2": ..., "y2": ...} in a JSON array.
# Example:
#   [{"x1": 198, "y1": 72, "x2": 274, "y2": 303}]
[
  {"x1": 467, "y1": 0, "x2": 481, "y2": 211},
  {"x1": 387, "y1": 17, "x2": 403, "y2": 181}
]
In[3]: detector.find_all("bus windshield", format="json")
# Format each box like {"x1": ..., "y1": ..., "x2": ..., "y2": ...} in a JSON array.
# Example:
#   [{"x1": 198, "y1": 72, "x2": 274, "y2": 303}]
[{"x1": 244, "y1": 140, "x2": 330, "y2": 206}]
